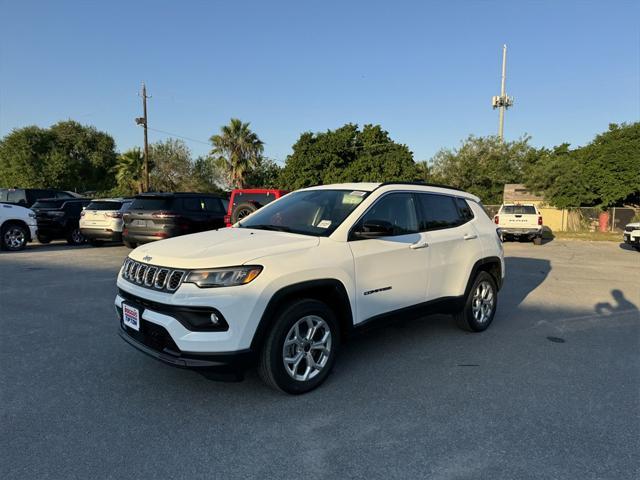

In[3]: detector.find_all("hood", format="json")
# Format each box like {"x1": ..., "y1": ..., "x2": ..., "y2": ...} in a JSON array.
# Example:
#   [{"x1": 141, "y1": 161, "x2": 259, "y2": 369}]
[
  {"x1": 129, "y1": 227, "x2": 320, "y2": 269},
  {"x1": 627, "y1": 222, "x2": 640, "y2": 229},
  {"x1": 1, "y1": 203, "x2": 34, "y2": 220}
]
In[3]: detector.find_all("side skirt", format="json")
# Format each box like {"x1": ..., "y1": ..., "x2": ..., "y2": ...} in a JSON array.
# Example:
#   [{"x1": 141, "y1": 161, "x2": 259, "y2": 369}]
[{"x1": 351, "y1": 296, "x2": 464, "y2": 335}]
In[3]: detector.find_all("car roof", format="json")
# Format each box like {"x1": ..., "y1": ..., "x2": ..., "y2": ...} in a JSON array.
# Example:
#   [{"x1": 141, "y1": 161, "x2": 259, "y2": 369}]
[
  {"x1": 134, "y1": 192, "x2": 222, "y2": 198},
  {"x1": 34, "y1": 197, "x2": 91, "y2": 203},
  {"x1": 89, "y1": 198, "x2": 132, "y2": 202},
  {"x1": 304, "y1": 182, "x2": 480, "y2": 202}
]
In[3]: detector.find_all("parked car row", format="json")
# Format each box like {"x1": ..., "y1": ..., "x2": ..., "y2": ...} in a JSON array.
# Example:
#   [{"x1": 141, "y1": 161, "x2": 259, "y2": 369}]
[{"x1": 0, "y1": 187, "x2": 287, "y2": 251}]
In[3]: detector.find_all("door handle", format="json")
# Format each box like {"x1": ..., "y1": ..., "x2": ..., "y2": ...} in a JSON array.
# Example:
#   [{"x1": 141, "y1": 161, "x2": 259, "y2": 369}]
[
  {"x1": 463, "y1": 233, "x2": 478, "y2": 240},
  {"x1": 410, "y1": 241, "x2": 429, "y2": 249}
]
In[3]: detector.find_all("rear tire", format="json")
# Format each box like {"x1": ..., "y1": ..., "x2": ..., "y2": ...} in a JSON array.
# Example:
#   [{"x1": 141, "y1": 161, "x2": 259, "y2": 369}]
[
  {"x1": 455, "y1": 271, "x2": 498, "y2": 332},
  {"x1": 258, "y1": 299, "x2": 339, "y2": 394},
  {"x1": 66, "y1": 227, "x2": 86, "y2": 245},
  {"x1": 1, "y1": 223, "x2": 28, "y2": 251},
  {"x1": 231, "y1": 202, "x2": 259, "y2": 224},
  {"x1": 123, "y1": 240, "x2": 137, "y2": 249}
]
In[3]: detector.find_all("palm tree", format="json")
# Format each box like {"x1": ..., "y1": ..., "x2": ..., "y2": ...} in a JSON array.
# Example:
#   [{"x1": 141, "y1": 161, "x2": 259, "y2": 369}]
[
  {"x1": 210, "y1": 119, "x2": 264, "y2": 188},
  {"x1": 114, "y1": 148, "x2": 145, "y2": 194}
]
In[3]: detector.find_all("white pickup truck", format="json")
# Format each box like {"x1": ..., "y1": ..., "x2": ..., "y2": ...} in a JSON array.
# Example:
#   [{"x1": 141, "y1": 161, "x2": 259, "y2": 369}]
[{"x1": 494, "y1": 203, "x2": 543, "y2": 245}]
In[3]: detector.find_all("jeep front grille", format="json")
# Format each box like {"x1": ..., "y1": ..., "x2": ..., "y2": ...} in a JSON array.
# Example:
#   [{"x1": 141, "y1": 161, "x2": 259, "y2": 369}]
[{"x1": 121, "y1": 258, "x2": 186, "y2": 293}]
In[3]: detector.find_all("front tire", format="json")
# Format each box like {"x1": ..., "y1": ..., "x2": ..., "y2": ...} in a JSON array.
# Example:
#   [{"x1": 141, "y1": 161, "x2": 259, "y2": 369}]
[
  {"x1": 258, "y1": 299, "x2": 339, "y2": 394},
  {"x1": 455, "y1": 271, "x2": 498, "y2": 332},
  {"x1": 1, "y1": 223, "x2": 28, "y2": 251},
  {"x1": 123, "y1": 240, "x2": 137, "y2": 249}
]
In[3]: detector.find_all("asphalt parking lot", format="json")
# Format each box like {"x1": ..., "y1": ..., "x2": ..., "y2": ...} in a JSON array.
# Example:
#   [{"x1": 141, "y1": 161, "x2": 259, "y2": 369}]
[{"x1": 1, "y1": 240, "x2": 639, "y2": 480}]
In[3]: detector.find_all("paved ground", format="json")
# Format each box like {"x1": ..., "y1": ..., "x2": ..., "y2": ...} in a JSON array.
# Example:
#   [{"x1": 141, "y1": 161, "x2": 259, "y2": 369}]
[{"x1": 1, "y1": 239, "x2": 639, "y2": 480}]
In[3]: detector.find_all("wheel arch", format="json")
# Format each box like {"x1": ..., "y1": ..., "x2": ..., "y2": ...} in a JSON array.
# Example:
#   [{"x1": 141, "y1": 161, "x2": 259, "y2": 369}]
[
  {"x1": 1, "y1": 218, "x2": 32, "y2": 241},
  {"x1": 250, "y1": 279, "x2": 353, "y2": 351},
  {"x1": 464, "y1": 256, "x2": 503, "y2": 297}
]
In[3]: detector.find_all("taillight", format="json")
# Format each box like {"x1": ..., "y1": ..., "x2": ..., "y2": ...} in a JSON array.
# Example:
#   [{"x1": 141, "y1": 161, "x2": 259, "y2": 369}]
[
  {"x1": 105, "y1": 212, "x2": 123, "y2": 218},
  {"x1": 538, "y1": 216, "x2": 543, "y2": 226},
  {"x1": 152, "y1": 211, "x2": 180, "y2": 219},
  {"x1": 494, "y1": 215, "x2": 499, "y2": 224}
]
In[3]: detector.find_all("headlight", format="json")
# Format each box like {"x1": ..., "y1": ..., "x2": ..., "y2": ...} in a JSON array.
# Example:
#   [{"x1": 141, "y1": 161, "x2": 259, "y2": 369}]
[
  {"x1": 28, "y1": 212, "x2": 36, "y2": 219},
  {"x1": 183, "y1": 266, "x2": 262, "y2": 288}
]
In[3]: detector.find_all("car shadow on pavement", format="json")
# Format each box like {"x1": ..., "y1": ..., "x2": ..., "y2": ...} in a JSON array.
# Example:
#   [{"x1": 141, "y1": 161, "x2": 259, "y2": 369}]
[{"x1": 618, "y1": 242, "x2": 639, "y2": 252}]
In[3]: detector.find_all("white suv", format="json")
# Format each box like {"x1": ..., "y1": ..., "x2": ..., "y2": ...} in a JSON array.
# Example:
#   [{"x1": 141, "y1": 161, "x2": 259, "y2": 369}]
[{"x1": 115, "y1": 183, "x2": 505, "y2": 393}]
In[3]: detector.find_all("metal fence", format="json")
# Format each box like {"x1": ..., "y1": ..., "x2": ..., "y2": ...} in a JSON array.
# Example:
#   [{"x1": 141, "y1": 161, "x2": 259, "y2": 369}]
[{"x1": 485, "y1": 206, "x2": 640, "y2": 232}]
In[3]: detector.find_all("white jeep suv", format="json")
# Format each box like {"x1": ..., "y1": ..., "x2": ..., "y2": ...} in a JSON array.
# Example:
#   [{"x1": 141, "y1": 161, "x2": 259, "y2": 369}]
[{"x1": 115, "y1": 183, "x2": 505, "y2": 393}]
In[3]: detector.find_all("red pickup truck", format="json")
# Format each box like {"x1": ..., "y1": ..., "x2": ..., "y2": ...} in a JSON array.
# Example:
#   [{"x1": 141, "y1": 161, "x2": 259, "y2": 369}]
[{"x1": 224, "y1": 189, "x2": 288, "y2": 227}]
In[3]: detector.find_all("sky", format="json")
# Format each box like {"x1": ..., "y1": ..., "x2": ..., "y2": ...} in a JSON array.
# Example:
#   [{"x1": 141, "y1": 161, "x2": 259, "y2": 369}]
[{"x1": 0, "y1": 0, "x2": 638, "y2": 165}]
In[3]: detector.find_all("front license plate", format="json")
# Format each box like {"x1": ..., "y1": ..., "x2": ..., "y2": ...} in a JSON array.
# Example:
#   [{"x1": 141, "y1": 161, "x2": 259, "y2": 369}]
[{"x1": 122, "y1": 304, "x2": 141, "y2": 331}]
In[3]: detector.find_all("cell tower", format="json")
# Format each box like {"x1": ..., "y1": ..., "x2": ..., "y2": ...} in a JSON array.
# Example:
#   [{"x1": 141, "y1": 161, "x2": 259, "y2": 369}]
[{"x1": 491, "y1": 44, "x2": 514, "y2": 140}]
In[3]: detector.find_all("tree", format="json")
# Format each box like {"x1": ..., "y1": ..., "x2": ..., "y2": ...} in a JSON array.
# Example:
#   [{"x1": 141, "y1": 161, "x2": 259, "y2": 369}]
[
  {"x1": 280, "y1": 124, "x2": 418, "y2": 189},
  {"x1": 428, "y1": 135, "x2": 534, "y2": 204},
  {"x1": 244, "y1": 158, "x2": 282, "y2": 188},
  {"x1": 114, "y1": 148, "x2": 146, "y2": 194},
  {"x1": 210, "y1": 119, "x2": 264, "y2": 188},
  {"x1": 149, "y1": 139, "x2": 199, "y2": 192},
  {"x1": 0, "y1": 120, "x2": 118, "y2": 192},
  {"x1": 525, "y1": 123, "x2": 640, "y2": 208}
]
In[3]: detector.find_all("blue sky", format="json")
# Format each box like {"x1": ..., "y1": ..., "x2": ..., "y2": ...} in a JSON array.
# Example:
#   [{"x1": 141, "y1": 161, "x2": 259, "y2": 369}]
[{"x1": 1, "y1": 0, "x2": 638, "y2": 164}]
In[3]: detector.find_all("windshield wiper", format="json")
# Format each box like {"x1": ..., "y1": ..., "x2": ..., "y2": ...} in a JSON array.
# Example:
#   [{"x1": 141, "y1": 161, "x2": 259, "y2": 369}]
[{"x1": 244, "y1": 224, "x2": 292, "y2": 232}]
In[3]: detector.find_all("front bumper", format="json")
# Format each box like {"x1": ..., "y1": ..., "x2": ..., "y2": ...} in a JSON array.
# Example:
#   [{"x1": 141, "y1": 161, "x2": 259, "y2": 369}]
[
  {"x1": 118, "y1": 325, "x2": 253, "y2": 371},
  {"x1": 623, "y1": 232, "x2": 639, "y2": 246}
]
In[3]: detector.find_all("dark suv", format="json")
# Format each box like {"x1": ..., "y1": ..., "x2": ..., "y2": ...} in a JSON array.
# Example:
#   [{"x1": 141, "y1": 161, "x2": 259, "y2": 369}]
[
  {"x1": 31, "y1": 198, "x2": 92, "y2": 245},
  {"x1": 0, "y1": 188, "x2": 76, "y2": 208},
  {"x1": 122, "y1": 193, "x2": 227, "y2": 248}
]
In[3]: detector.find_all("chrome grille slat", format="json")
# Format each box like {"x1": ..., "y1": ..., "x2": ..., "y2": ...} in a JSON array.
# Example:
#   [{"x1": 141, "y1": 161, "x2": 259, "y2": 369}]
[{"x1": 120, "y1": 259, "x2": 184, "y2": 293}]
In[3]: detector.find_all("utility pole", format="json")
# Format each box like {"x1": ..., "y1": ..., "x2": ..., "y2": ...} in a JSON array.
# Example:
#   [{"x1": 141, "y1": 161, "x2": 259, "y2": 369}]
[
  {"x1": 135, "y1": 82, "x2": 150, "y2": 191},
  {"x1": 491, "y1": 44, "x2": 514, "y2": 141}
]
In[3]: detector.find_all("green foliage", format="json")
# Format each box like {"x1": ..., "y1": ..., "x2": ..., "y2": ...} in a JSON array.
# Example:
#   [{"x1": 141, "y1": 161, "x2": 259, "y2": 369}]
[
  {"x1": 150, "y1": 139, "x2": 217, "y2": 192},
  {"x1": 245, "y1": 158, "x2": 282, "y2": 188},
  {"x1": 113, "y1": 148, "x2": 146, "y2": 195},
  {"x1": 0, "y1": 121, "x2": 118, "y2": 192},
  {"x1": 428, "y1": 135, "x2": 534, "y2": 204},
  {"x1": 525, "y1": 123, "x2": 640, "y2": 208},
  {"x1": 280, "y1": 124, "x2": 418, "y2": 190},
  {"x1": 210, "y1": 119, "x2": 264, "y2": 189}
]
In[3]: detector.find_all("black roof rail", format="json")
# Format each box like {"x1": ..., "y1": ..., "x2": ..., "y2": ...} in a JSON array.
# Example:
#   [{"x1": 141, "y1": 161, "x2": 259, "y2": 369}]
[{"x1": 375, "y1": 181, "x2": 465, "y2": 192}]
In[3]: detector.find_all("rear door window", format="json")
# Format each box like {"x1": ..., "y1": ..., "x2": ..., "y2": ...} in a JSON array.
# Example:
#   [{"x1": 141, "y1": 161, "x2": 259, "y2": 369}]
[
  {"x1": 417, "y1": 194, "x2": 465, "y2": 231},
  {"x1": 183, "y1": 198, "x2": 204, "y2": 212}
]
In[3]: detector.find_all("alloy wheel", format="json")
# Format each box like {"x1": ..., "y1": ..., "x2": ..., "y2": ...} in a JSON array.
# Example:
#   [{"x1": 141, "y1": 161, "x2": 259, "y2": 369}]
[
  {"x1": 282, "y1": 315, "x2": 332, "y2": 382},
  {"x1": 472, "y1": 280, "x2": 495, "y2": 324},
  {"x1": 4, "y1": 227, "x2": 26, "y2": 249}
]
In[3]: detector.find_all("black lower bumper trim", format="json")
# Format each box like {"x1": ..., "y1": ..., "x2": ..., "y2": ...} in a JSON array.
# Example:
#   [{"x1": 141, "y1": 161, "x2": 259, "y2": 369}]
[{"x1": 118, "y1": 327, "x2": 254, "y2": 371}]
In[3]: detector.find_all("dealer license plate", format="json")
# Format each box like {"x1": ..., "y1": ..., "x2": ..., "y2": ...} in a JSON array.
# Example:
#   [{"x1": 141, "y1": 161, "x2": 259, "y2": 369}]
[{"x1": 122, "y1": 304, "x2": 140, "y2": 331}]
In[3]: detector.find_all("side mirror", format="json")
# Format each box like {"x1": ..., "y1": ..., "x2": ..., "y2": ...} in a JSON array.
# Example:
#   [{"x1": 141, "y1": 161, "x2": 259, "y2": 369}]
[{"x1": 353, "y1": 220, "x2": 394, "y2": 239}]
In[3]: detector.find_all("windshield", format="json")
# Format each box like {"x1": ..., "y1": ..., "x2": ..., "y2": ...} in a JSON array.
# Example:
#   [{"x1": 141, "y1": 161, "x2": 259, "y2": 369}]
[
  {"x1": 502, "y1": 205, "x2": 536, "y2": 215},
  {"x1": 238, "y1": 189, "x2": 369, "y2": 236}
]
